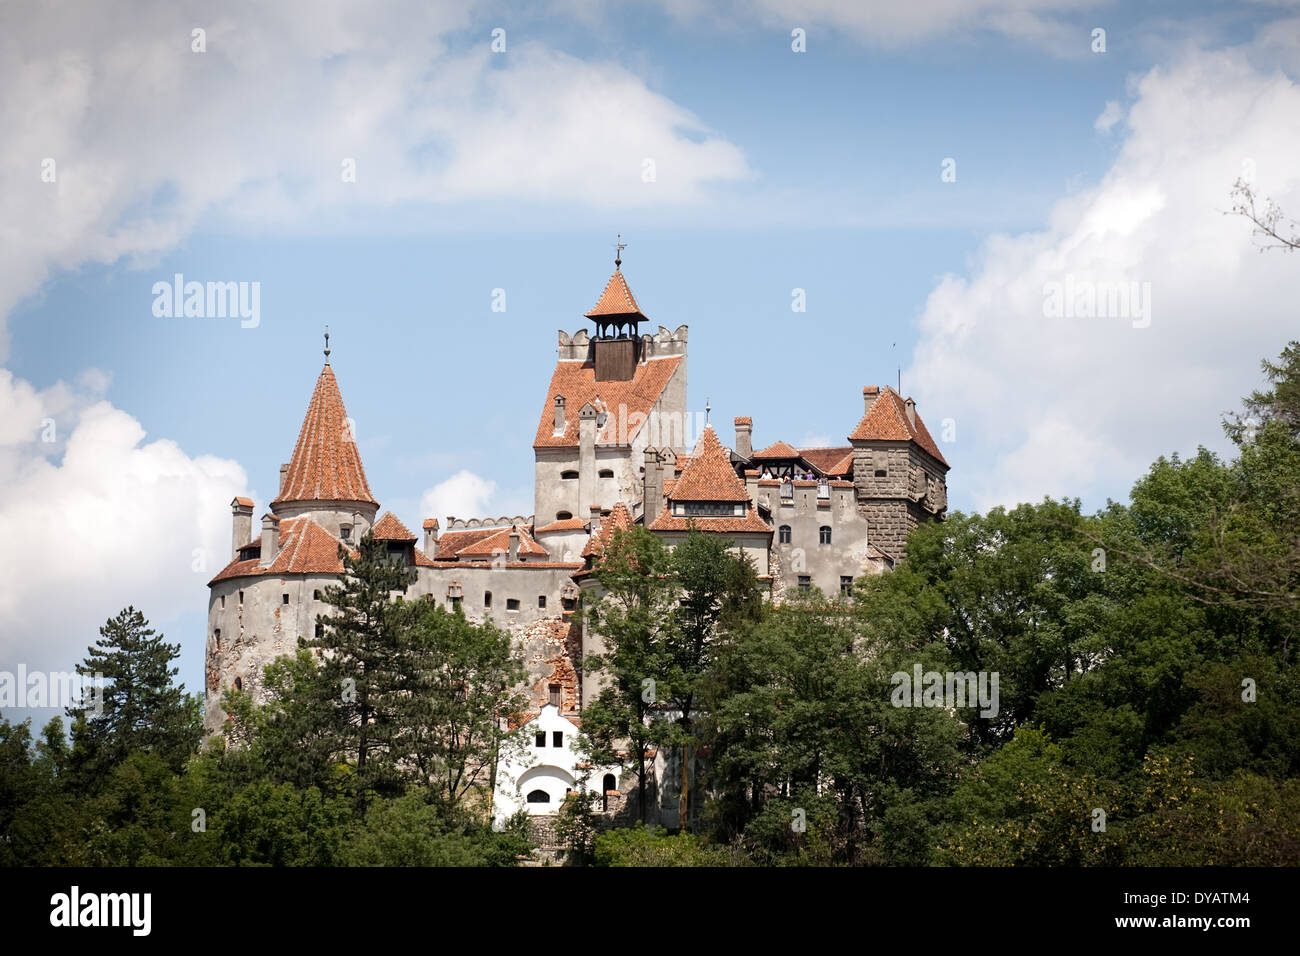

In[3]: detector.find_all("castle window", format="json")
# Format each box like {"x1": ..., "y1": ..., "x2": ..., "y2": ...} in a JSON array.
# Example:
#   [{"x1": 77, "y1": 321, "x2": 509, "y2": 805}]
[
  {"x1": 340, "y1": 525, "x2": 352, "y2": 541},
  {"x1": 538, "y1": 595, "x2": 547, "y2": 609},
  {"x1": 535, "y1": 731, "x2": 546, "y2": 748},
  {"x1": 779, "y1": 525, "x2": 792, "y2": 544},
  {"x1": 506, "y1": 598, "x2": 520, "y2": 611},
  {"x1": 549, "y1": 684, "x2": 562, "y2": 708},
  {"x1": 526, "y1": 789, "x2": 550, "y2": 804},
  {"x1": 553, "y1": 731, "x2": 563, "y2": 747},
  {"x1": 819, "y1": 526, "x2": 832, "y2": 545},
  {"x1": 214, "y1": 628, "x2": 221, "y2": 650},
  {"x1": 598, "y1": 469, "x2": 614, "y2": 479},
  {"x1": 561, "y1": 470, "x2": 579, "y2": 480},
  {"x1": 840, "y1": 576, "x2": 854, "y2": 595},
  {"x1": 313, "y1": 589, "x2": 321, "y2": 600},
  {"x1": 220, "y1": 595, "x2": 225, "y2": 609},
  {"x1": 875, "y1": 469, "x2": 887, "y2": 478},
  {"x1": 798, "y1": 575, "x2": 811, "y2": 591},
  {"x1": 239, "y1": 590, "x2": 244, "y2": 604},
  {"x1": 484, "y1": 591, "x2": 492, "y2": 608},
  {"x1": 562, "y1": 596, "x2": 577, "y2": 612},
  {"x1": 603, "y1": 774, "x2": 616, "y2": 793},
  {"x1": 556, "y1": 511, "x2": 573, "y2": 521},
  {"x1": 233, "y1": 676, "x2": 243, "y2": 692},
  {"x1": 448, "y1": 595, "x2": 462, "y2": 609},
  {"x1": 282, "y1": 593, "x2": 290, "y2": 604}
]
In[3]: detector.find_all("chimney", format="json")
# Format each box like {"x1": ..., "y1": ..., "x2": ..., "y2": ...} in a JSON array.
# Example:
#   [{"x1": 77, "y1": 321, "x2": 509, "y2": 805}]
[
  {"x1": 258, "y1": 514, "x2": 278, "y2": 567},
  {"x1": 863, "y1": 385, "x2": 880, "y2": 416},
  {"x1": 423, "y1": 519, "x2": 439, "y2": 558},
  {"x1": 507, "y1": 529, "x2": 519, "y2": 562},
  {"x1": 279, "y1": 463, "x2": 290, "y2": 493},
  {"x1": 643, "y1": 448, "x2": 664, "y2": 525},
  {"x1": 734, "y1": 417, "x2": 753, "y2": 459},
  {"x1": 553, "y1": 396, "x2": 566, "y2": 434},
  {"x1": 231, "y1": 497, "x2": 254, "y2": 561},
  {"x1": 905, "y1": 397, "x2": 916, "y2": 428},
  {"x1": 589, "y1": 508, "x2": 602, "y2": 535}
]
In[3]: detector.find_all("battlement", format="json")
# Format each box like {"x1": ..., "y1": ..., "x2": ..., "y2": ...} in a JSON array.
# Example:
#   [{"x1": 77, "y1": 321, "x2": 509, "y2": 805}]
[
  {"x1": 445, "y1": 515, "x2": 534, "y2": 531},
  {"x1": 557, "y1": 325, "x2": 688, "y2": 362}
]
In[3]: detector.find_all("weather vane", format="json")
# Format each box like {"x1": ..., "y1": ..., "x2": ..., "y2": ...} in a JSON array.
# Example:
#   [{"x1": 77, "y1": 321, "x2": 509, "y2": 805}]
[
  {"x1": 324, "y1": 325, "x2": 331, "y2": 365},
  {"x1": 615, "y1": 233, "x2": 626, "y2": 270}
]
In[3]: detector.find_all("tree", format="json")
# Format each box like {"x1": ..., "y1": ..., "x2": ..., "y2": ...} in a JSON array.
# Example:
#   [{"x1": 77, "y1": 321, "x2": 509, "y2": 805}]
[
  {"x1": 1229, "y1": 179, "x2": 1299, "y2": 253},
  {"x1": 68, "y1": 606, "x2": 201, "y2": 781},
  {"x1": 308, "y1": 532, "x2": 416, "y2": 816},
  {"x1": 395, "y1": 600, "x2": 527, "y2": 817}
]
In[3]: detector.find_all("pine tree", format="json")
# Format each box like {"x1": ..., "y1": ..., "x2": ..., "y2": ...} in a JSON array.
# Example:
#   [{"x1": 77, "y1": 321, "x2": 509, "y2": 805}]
[
  {"x1": 68, "y1": 606, "x2": 201, "y2": 780},
  {"x1": 310, "y1": 532, "x2": 415, "y2": 817}
]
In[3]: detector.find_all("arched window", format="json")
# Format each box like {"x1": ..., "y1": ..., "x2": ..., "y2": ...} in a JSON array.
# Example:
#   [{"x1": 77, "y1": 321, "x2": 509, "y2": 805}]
[
  {"x1": 526, "y1": 789, "x2": 550, "y2": 804},
  {"x1": 603, "y1": 773, "x2": 616, "y2": 792},
  {"x1": 213, "y1": 628, "x2": 221, "y2": 651},
  {"x1": 233, "y1": 676, "x2": 243, "y2": 692},
  {"x1": 820, "y1": 526, "x2": 832, "y2": 544},
  {"x1": 779, "y1": 525, "x2": 792, "y2": 544},
  {"x1": 556, "y1": 511, "x2": 573, "y2": 521}
]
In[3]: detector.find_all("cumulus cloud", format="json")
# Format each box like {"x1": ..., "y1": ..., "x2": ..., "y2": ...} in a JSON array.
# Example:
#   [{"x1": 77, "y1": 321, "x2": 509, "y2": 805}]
[
  {"x1": 1094, "y1": 99, "x2": 1123, "y2": 133},
  {"x1": 905, "y1": 45, "x2": 1300, "y2": 512},
  {"x1": 0, "y1": 0, "x2": 751, "y2": 358},
  {"x1": 0, "y1": 368, "x2": 246, "y2": 700},
  {"x1": 419, "y1": 469, "x2": 531, "y2": 525}
]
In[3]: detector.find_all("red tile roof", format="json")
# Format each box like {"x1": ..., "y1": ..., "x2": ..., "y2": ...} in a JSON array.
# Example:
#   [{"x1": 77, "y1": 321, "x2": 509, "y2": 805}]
[
  {"x1": 370, "y1": 512, "x2": 417, "y2": 542},
  {"x1": 585, "y1": 269, "x2": 647, "y2": 321},
  {"x1": 648, "y1": 507, "x2": 772, "y2": 534},
  {"x1": 429, "y1": 527, "x2": 505, "y2": 560},
  {"x1": 535, "y1": 517, "x2": 589, "y2": 533},
  {"x1": 232, "y1": 496, "x2": 254, "y2": 508},
  {"x1": 271, "y1": 365, "x2": 378, "y2": 507},
  {"x1": 799, "y1": 446, "x2": 855, "y2": 476},
  {"x1": 533, "y1": 355, "x2": 682, "y2": 449},
  {"x1": 849, "y1": 386, "x2": 948, "y2": 467},
  {"x1": 455, "y1": 525, "x2": 549, "y2": 559},
  {"x1": 210, "y1": 517, "x2": 357, "y2": 583},
  {"x1": 752, "y1": 440, "x2": 802, "y2": 460},
  {"x1": 734, "y1": 416, "x2": 752, "y2": 426},
  {"x1": 582, "y1": 501, "x2": 635, "y2": 558},
  {"x1": 422, "y1": 518, "x2": 439, "y2": 530},
  {"x1": 668, "y1": 427, "x2": 750, "y2": 503}
]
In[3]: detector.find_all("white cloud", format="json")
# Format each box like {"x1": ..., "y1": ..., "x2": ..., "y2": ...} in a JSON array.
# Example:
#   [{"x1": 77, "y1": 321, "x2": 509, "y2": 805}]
[
  {"x1": 0, "y1": 368, "x2": 246, "y2": 693},
  {"x1": 1094, "y1": 99, "x2": 1123, "y2": 133},
  {"x1": 419, "y1": 469, "x2": 531, "y2": 525},
  {"x1": 0, "y1": 0, "x2": 751, "y2": 358},
  {"x1": 905, "y1": 46, "x2": 1300, "y2": 513}
]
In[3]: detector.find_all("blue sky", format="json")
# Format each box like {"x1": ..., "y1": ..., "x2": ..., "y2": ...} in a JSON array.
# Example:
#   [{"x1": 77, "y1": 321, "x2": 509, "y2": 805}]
[{"x1": 2, "y1": 0, "x2": 1299, "y2": 719}]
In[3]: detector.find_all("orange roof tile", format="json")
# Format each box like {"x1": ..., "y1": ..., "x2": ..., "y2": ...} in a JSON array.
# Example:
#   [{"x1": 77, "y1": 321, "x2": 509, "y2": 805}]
[
  {"x1": 271, "y1": 365, "x2": 378, "y2": 508},
  {"x1": 799, "y1": 446, "x2": 855, "y2": 475},
  {"x1": 734, "y1": 416, "x2": 752, "y2": 426},
  {"x1": 535, "y1": 517, "x2": 589, "y2": 533},
  {"x1": 232, "y1": 496, "x2": 254, "y2": 508},
  {"x1": 430, "y1": 527, "x2": 505, "y2": 560},
  {"x1": 668, "y1": 427, "x2": 750, "y2": 503},
  {"x1": 210, "y1": 517, "x2": 357, "y2": 583},
  {"x1": 533, "y1": 355, "x2": 682, "y2": 449},
  {"x1": 848, "y1": 386, "x2": 948, "y2": 467},
  {"x1": 648, "y1": 506, "x2": 772, "y2": 534},
  {"x1": 582, "y1": 501, "x2": 635, "y2": 558},
  {"x1": 585, "y1": 269, "x2": 647, "y2": 320},
  {"x1": 752, "y1": 440, "x2": 802, "y2": 459},
  {"x1": 456, "y1": 525, "x2": 549, "y2": 558},
  {"x1": 370, "y1": 512, "x2": 417, "y2": 542},
  {"x1": 422, "y1": 518, "x2": 439, "y2": 530}
]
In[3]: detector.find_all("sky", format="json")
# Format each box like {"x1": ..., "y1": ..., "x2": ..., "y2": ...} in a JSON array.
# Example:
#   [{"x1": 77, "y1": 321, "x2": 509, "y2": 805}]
[{"x1": 2, "y1": 0, "x2": 1299, "y2": 723}]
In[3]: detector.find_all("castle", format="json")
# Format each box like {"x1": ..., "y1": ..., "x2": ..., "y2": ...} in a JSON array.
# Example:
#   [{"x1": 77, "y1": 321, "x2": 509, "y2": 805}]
[{"x1": 204, "y1": 254, "x2": 950, "y2": 824}]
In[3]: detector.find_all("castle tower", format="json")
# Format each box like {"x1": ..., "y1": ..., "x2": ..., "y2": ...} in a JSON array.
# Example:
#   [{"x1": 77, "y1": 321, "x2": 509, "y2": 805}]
[
  {"x1": 849, "y1": 385, "x2": 949, "y2": 558},
  {"x1": 532, "y1": 252, "x2": 688, "y2": 532},
  {"x1": 269, "y1": 359, "x2": 379, "y2": 541}
]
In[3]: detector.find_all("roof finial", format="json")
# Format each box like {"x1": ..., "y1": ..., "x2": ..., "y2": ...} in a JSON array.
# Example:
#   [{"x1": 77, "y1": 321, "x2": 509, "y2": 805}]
[
  {"x1": 614, "y1": 233, "x2": 626, "y2": 271},
  {"x1": 705, "y1": 397, "x2": 711, "y2": 426},
  {"x1": 324, "y1": 325, "x2": 331, "y2": 365}
]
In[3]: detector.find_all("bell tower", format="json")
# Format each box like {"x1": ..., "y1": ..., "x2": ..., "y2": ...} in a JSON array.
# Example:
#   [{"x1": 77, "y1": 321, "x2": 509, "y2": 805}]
[{"x1": 585, "y1": 236, "x2": 648, "y2": 382}]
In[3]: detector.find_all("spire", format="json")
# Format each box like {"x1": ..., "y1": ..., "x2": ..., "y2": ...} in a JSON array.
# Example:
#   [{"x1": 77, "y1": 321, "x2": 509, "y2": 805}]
[
  {"x1": 271, "y1": 364, "x2": 378, "y2": 510},
  {"x1": 614, "y1": 233, "x2": 626, "y2": 271},
  {"x1": 670, "y1": 426, "x2": 750, "y2": 502},
  {"x1": 324, "y1": 325, "x2": 331, "y2": 365}
]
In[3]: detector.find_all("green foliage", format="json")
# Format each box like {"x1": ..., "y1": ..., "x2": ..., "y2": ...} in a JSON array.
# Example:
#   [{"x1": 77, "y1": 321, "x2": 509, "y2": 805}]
[{"x1": 592, "y1": 824, "x2": 738, "y2": 867}]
